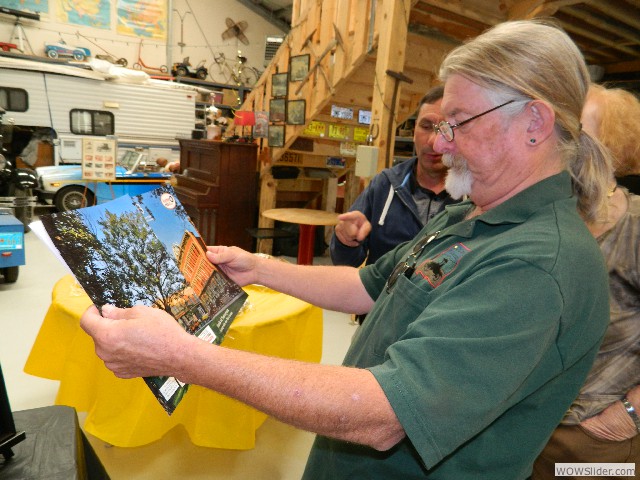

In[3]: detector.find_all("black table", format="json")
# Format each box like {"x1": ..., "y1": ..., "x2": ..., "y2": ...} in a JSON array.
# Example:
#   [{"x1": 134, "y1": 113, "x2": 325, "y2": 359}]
[{"x1": 0, "y1": 405, "x2": 109, "y2": 479}]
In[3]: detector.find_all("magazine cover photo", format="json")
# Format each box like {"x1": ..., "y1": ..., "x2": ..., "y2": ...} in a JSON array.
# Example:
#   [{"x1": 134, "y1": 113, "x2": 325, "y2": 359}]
[{"x1": 38, "y1": 185, "x2": 247, "y2": 414}]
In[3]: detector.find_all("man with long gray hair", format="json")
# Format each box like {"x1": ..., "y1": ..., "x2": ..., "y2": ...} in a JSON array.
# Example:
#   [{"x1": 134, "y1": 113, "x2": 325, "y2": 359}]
[{"x1": 80, "y1": 20, "x2": 612, "y2": 478}]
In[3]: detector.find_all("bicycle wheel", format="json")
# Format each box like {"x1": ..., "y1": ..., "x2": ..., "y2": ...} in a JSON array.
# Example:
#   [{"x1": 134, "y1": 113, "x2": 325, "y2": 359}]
[
  {"x1": 208, "y1": 64, "x2": 232, "y2": 85},
  {"x1": 239, "y1": 67, "x2": 259, "y2": 87}
]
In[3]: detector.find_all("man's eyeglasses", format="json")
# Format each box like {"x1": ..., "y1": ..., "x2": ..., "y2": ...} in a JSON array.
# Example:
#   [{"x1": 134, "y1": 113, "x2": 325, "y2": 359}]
[
  {"x1": 385, "y1": 231, "x2": 441, "y2": 293},
  {"x1": 434, "y1": 100, "x2": 515, "y2": 142}
]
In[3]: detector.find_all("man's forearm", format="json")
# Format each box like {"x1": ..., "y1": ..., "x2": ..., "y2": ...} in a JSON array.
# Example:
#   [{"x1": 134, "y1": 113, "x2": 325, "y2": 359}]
[
  {"x1": 255, "y1": 257, "x2": 374, "y2": 314},
  {"x1": 176, "y1": 335, "x2": 405, "y2": 450}
]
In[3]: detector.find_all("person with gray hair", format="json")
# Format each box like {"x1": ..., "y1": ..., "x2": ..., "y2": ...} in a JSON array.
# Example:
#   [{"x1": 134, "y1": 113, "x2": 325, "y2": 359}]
[{"x1": 79, "y1": 20, "x2": 611, "y2": 478}]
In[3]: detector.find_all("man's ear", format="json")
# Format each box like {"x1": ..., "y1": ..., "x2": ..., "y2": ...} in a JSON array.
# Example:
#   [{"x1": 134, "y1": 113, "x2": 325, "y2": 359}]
[{"x1": 525, "y1": 100, "x2": 555, "y2": 146}]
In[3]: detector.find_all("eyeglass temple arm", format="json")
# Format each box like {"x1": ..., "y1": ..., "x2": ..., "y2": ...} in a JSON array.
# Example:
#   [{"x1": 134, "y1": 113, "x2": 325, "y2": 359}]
[{"x1": 452, "y1": 99, "x2": 515, "y2": 129}]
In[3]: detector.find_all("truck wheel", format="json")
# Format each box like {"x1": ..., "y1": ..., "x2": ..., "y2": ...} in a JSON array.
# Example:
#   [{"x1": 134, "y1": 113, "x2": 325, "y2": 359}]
[
  {"x1": 73, "y1": 52, "x2": 85, "y2": 61},
  {"x1": 47, "y1": 49, "x2": 58, "y2": 59},
  {"x1": 3, "y1": 266, "x2": 19, "y2": 283},
  {"x1": 176, "y1": 66, "x2": 187, "y2": 77},
  {"x1": 117, "y1": 58, "x2": 128, "y2": 67},
  {"x1": 55, "y1": 186, "x2": 95, "y2": 212},
  {"x1": 196, "y1": 69, "x2": 208, "y2": 80}
]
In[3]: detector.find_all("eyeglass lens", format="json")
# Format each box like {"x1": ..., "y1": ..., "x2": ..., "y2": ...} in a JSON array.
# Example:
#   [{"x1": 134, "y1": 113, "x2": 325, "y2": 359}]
[{"x1": 436, "y1": 99, "x2": 515, "y2": 143}]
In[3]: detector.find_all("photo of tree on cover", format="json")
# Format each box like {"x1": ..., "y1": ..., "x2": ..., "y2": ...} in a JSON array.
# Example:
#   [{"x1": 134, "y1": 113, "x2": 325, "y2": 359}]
[{"x1": 40, "y1": 192, "x2": 191, "y2": 315}]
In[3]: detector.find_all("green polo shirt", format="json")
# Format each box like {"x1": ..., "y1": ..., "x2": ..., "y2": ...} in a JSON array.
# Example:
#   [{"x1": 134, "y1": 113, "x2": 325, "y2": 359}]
[{"x1": 302, "y1": 172, "x2": 609, "y2": 479}]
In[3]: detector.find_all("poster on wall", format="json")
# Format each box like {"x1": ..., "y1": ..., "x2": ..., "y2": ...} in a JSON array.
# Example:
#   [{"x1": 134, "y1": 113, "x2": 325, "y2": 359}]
[
  {"x1": 82, "y1": 138, "x2": 116, "y2": 181},
  {"x1": 117, "y1": 0, "x2": 167, "y2": 39},
  {"x1": 2, "y1": 0, "x2": 47, "y2": 14},
  {"x1": 254, "y1": 112, "x2": 269, "y2": 138},
  {"x1": 55, "y1": 0, "x2": 110, "y2": 29}
]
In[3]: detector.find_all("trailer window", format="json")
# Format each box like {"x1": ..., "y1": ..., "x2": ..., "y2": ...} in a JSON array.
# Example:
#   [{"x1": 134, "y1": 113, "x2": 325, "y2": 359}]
[
  {"x1": 70, "y1": 109, "x2": 115, "y2": 135},
  {"x1": 0, "y1": 87, "x2": 28, "y2": 112}
]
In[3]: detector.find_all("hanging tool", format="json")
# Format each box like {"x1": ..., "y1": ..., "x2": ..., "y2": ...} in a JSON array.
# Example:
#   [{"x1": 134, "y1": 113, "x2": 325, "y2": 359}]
[{"x1": 384, "y1": 70, "x2": 413, "y2": 168}]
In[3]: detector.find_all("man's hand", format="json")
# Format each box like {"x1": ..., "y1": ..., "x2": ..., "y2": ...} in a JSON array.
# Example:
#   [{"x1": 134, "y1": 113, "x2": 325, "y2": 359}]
[
  {"x1": 80, "y1": 304, "x2": 192, "y2": 379},
  {"x1": 206, "y1": 245, "x2": 260, "y2": 286},
  {"x1": 580, "y1": 400, "x2": 639, "y2": 441},
  {"x1": 335, "y1": 211, "x2": 372, "y2": 247}
]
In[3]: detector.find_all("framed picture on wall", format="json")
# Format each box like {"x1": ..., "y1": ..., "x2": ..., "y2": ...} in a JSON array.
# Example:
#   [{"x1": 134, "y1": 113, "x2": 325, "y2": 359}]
[
  {"x1": 268, "y1": 124, "x2": 285, "y2": 147},
  {"x1": 269, "y1": 98, "x2": 286, "y2": 122},
  {"x1": 287, "y1": 99, "x2": 306, "y2": 125},
  {"x1": 271, "y1": 72, "x2": 288, "y2": 97},
  {"x1": 289, "y1": 54, "x2": 310, "y2": 82}
]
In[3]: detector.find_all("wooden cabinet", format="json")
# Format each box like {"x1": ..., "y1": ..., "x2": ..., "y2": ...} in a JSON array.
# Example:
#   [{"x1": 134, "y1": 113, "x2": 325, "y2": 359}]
[{"x1": 174, "y1": 139, "x2": 258, "y2": 250}]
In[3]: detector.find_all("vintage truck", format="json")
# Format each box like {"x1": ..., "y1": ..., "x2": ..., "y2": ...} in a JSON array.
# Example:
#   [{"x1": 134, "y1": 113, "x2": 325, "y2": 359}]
[{"x1": 36, "y1": 149, "x2": 171, "y2": 211}]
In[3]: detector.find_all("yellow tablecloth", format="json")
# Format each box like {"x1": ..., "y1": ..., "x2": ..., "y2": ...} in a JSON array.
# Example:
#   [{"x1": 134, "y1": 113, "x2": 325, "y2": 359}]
[{"x1": 24, "y1": 275, "x2": 323, "y2": 449}]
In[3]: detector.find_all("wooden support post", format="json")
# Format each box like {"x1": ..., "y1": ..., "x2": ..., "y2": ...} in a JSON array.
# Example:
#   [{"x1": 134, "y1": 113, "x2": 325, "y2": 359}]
[
  {"x1": 370, "y1": 0, "x2": 412, "y2": 172},
  {"x1": 257, "y1": 171, "x2": 277, "y2": 254},
  {"x1": 343, "y1": 166, "x2": 360, "y2": 212},
  {"x1": 322, "y1": 176, "x2": 338, "y2": 246}
]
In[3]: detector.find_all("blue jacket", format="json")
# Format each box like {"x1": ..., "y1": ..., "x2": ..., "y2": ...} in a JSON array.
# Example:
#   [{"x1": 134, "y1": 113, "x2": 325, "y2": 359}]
[{"x1": 330, "y1": 158, "x2": 457, "y2": 266}]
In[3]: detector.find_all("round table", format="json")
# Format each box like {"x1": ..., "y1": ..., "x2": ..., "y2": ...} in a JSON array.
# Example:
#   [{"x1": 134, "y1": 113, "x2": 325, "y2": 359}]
[
  {"x1": 24, "y1": 275, "x2": 323, "y2": 449},
  {"x1": 262, "y1": 208, "x2": 339, "y2": 265}
]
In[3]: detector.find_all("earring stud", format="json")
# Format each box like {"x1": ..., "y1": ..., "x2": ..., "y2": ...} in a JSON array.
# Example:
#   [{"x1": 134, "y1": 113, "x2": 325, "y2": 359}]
[{"x1": 530, "y1": 138, "x2": 536, "y2": 144}]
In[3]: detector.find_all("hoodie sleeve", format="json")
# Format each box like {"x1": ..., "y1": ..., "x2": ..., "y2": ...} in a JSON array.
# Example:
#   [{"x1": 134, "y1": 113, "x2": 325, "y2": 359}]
[{"x1": 329, "y1": 176, "x2": 381, "y2": 266}]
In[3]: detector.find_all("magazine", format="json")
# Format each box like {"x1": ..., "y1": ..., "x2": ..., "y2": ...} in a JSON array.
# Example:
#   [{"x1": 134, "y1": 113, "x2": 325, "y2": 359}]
[{"x1": 30, "y1": 185, "x2": 248, "y2": 415}]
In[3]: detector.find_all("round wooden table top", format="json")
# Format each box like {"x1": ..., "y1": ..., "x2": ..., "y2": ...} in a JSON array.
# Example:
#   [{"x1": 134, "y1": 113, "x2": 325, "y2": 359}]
[{"x1": 262, "y1": 208, "x2": 339, "y2": 226}]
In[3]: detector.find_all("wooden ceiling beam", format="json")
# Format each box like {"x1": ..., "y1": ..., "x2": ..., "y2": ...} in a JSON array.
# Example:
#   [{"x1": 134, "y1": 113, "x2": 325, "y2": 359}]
[
  {"x1": 411, "y1": 2, "x2": 491, "y2": 30},
  {"x1": 563, "y1": 5, "x2": 640, "y2": 46},
  {"x1": 507, "y1": 0, "x2": 581, "y2": 20},
  {"x1": 412, "y1": 0, "x2": 504, "y2": 25},
  {"x1": 585, "y1": 0, "x2": 640, "y2": 31},
  {"x1": 560, "y1": 21, "x2": 640, "y2": 57},
  {"x1": 409, "y1": 10, "x2": 482, "y2": 40},
  {"x1": 602, "y1": 58, "x2": 640, "y2": 75}
]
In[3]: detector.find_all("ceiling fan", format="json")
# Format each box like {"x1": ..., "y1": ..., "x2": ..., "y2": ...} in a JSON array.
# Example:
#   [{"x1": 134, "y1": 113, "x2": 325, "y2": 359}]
[{"x1": 222, "y1": 17, "x2": 249, "y2": 45}]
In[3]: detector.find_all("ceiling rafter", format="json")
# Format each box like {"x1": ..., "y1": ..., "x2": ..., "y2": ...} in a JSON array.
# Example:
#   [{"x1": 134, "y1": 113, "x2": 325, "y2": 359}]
[
  {"x1": 240, "y1": 0, "x2": 640, "y2": 92},
  {"x1": 235, "y1": 0, "x2": 291, "y2": 33},
  {"x1": 563, "y1": 5, "x2": 640, "y2": 46}
]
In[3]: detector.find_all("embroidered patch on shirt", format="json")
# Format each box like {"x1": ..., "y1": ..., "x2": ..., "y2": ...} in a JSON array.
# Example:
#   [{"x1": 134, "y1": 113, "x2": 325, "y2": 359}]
[{"x1": 415, "y1": 243, "x2": 470, "y2": 287}]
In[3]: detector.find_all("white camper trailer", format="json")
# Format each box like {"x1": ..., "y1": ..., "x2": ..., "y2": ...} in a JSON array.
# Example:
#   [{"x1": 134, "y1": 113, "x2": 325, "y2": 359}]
[{"x1": 0, "y1": 56, "x2": 207, "y2": 167}]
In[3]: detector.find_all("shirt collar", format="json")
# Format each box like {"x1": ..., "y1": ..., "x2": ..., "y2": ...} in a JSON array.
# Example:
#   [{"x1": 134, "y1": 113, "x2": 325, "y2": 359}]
[{"x1": 440, "y1": 171, "x2": 574, "y2": 236}]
